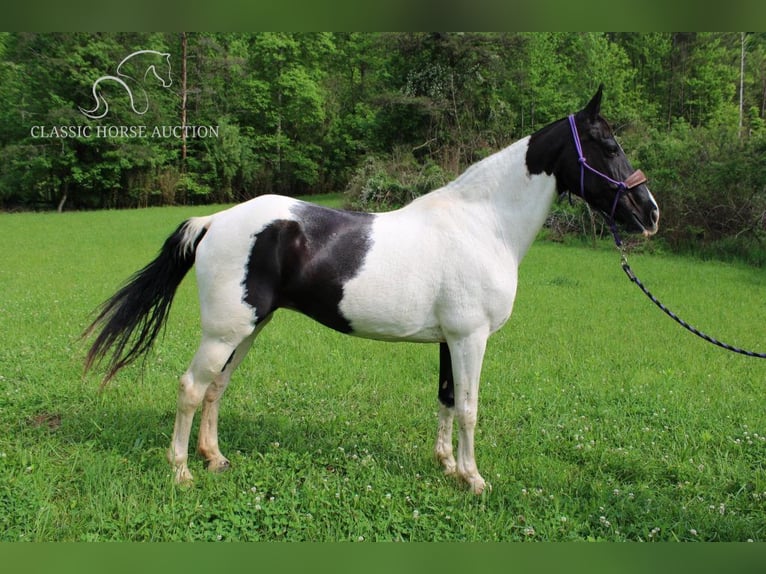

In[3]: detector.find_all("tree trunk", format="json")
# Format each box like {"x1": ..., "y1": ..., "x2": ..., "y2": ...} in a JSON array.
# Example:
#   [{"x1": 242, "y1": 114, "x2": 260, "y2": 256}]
[
  {"x1": 739, "y1": 32, "x2": 746, "y2": 138},
  {"x1": 57, "y1": 181, "x2": 68, "y2": 213},
  {"x1": 180, "y1": 32, "x2": 188, "y2": 164}
]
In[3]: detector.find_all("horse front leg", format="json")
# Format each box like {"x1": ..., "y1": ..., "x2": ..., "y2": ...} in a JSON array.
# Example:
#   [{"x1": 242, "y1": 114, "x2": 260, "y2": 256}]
[
  {"x1": 435, "y1": 343, "x2": 456, "y2": 475},
  {"x1": 447, "y1": 330, "x2": 490, "y2": 495}
]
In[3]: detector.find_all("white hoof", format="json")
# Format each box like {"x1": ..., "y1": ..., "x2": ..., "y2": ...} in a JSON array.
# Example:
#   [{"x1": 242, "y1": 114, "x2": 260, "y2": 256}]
[{"x1": 464, "y1": 473, "x2": 489, "y2": 495}]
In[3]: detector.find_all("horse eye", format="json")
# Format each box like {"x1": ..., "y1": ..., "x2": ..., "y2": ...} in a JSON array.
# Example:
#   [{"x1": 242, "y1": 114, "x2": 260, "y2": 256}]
[{"x1": 604, "y1": 141, "x2": 620, "y2": 157}]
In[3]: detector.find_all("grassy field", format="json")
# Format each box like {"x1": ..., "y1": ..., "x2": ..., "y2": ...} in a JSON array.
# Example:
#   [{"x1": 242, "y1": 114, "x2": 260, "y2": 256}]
[{"x1": 1, "y1": 196, "x2": 766, "y2": 541}]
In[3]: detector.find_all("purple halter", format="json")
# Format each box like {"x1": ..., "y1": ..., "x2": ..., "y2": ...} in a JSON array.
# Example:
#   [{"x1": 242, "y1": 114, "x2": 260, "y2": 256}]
[{"x1": 567, "y1": 114, "x2": 647, "y2": 220}]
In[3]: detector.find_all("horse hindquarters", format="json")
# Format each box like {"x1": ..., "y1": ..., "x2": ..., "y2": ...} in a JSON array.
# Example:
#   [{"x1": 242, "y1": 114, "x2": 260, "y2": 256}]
[{"x1": 168, "y1": 214, "x2": 272, "y2": 483}]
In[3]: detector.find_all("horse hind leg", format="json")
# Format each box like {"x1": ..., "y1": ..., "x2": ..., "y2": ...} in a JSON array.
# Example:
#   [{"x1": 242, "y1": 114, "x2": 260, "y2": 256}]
[
  {"x1": 196, "y1": 316, "x2": 271, "y2": 473},
  {"x1": 195, "y1": 335, "x2": 255, "y2": 473},
  {"x1": 168, "y1": 326, "x2": 257, "y2": 483}
]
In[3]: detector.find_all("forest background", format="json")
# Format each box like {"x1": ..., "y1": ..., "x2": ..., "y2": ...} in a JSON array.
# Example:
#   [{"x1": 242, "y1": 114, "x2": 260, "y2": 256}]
[{"x1": 1, "y1": 32, "x2": 765, "y2": 263}]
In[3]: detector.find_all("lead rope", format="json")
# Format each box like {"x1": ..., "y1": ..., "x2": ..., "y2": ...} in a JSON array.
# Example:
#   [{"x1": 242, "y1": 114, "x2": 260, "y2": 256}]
[
  {"x1": 610, "y1": 222, "x2": 766, "y2": 359},
  {"x1": 568, "y1": 113, "x2": 766, "y2": 358}
]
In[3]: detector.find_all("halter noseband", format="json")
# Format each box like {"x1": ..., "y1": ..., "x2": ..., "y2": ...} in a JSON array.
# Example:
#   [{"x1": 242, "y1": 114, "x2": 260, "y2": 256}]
[{"x1": 567, "y1": 114, "x2": 647, "y2": 220}]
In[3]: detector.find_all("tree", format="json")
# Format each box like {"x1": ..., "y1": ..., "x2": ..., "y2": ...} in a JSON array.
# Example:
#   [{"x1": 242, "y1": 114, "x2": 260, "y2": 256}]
[{"x1": 240, "y1": 33, "x2": 334, "y2": 194}]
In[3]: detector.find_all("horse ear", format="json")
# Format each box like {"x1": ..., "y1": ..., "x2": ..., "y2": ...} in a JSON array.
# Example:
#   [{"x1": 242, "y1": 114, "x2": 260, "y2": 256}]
[{"x1": 583, "y1": 84, "x2": 604, "y2": 120}]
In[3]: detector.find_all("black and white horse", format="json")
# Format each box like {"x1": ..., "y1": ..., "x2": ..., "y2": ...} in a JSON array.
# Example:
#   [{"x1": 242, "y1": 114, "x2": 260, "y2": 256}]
[{"x1": 84, "y1": 87, "x2": 659, "y2": 494}]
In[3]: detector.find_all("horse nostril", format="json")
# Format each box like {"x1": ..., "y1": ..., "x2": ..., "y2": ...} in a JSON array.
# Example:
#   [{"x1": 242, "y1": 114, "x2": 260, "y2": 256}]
[{"x1": 650, "y1": 208, "x2": 659, "y2": 226}]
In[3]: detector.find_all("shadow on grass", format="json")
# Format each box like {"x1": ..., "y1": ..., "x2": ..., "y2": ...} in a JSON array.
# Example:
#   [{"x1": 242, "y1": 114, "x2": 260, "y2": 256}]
[{"x1": 55, "y1": 389, "x2": 434, "y2": 485}]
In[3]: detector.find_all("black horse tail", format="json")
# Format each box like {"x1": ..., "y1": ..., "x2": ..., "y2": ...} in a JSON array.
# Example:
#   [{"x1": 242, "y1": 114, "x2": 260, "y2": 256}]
[{"x1": 83, "y1": 216, "x2": 211, "y2": 384}]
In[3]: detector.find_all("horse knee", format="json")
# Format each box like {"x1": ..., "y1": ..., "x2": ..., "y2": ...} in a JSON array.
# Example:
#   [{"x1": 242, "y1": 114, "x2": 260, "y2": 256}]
[{"x1": 455, "y1": 405, "x2": 478, "y2": 429}]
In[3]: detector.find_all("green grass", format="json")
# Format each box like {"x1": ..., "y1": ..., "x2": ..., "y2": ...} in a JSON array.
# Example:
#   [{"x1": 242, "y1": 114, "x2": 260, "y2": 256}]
[{"x1": 1, "y1": 198, "x2": 766, "y2": 541}]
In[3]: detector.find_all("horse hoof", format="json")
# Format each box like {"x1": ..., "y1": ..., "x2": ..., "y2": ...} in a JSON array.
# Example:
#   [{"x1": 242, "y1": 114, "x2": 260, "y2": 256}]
[
  {"x1": 174, "y1": 466, "x2": 194, "y2": 485},
  {"x1": 465, "y1": 474, "x2": 489, "y2": 495},
  {"x1": 206, "y1": 458, "x2": 231, "y2": 473}
]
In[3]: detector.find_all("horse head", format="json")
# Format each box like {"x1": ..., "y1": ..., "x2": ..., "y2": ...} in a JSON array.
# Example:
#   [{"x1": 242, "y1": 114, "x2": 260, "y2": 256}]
[
  {"x1": 566, "y1": 86, "x2": 659, "y2": 236},
  {"x1": 116, "y1": 50, "x2": 172, "y2": 89},
  {"x1": 146, "y1": 52, "x2": 172, "y2": 88}
]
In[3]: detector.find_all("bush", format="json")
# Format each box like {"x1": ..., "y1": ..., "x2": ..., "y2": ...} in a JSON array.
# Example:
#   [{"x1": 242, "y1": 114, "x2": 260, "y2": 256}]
[
  {"x1": 612, "y1": 120, "x2": 766, "y2": 265},
  {"x1": 175, "y1": 172, "x2": 212, "y2": 205},
  {"x1": 344, "y1": 148, "x2": 451, "y2": 211},
  {"x1": 543, "y1": 198, "x2": 604, "y2": 244}
]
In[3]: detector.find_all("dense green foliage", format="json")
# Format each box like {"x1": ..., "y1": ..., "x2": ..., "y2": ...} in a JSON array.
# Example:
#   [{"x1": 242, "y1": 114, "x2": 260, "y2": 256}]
[
  {"x1": 2, "y1": 202, "x2": 765, "y2": 541},
  {"x1": 1, "y1": 33, "x2": 765, "y2": 258}
]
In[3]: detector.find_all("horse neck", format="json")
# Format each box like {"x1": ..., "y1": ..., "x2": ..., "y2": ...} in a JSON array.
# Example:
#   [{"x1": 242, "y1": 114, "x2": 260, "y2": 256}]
[{"x1": 440, "y1": 136, "x2": 558, "y2": 262}]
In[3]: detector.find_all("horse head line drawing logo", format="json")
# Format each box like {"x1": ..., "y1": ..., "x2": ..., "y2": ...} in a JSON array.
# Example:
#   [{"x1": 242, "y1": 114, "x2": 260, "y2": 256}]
[{"x1": 80, "y1": 50, "x2": 173, "y2": 120}]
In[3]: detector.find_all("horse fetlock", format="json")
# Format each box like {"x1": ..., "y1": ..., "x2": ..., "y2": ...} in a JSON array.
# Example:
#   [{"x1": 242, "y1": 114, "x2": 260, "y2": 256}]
[
  {"x1": 173, "y1": 463, "x2": 194, "y2": 484},
  {"x1": 167, "y1": 448, "x2": 193, "y2": 483},
  {"x1": 437, "y1": 453, "x2": 457, "y2": 476}
]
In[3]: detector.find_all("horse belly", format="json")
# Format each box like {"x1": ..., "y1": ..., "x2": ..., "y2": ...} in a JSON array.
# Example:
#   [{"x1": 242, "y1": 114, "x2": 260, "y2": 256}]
[
  {"x1": 336, "y1": 222, "x2": 444, "y2": 341},
  {"x1": 340, "y1": 277, "x2": 445, "y2": 342}
]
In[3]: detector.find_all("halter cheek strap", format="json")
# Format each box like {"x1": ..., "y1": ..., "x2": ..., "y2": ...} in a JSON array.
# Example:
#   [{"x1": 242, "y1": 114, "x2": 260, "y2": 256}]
[{"x1": 567, "y1": 115, "x2": 647, "y2": 220}]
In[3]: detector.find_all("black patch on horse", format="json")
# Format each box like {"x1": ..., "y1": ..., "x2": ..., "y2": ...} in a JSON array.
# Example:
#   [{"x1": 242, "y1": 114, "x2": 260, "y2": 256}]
[
  {"x1": 438, "y1": 342, "x2": 455, "y2": 408},
  {"x1": 242, "y1": 204, "x2": 374, "y2": 332},
  {"x1": 524, "y1": 119, "x2": 571, "y2": 194}
]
